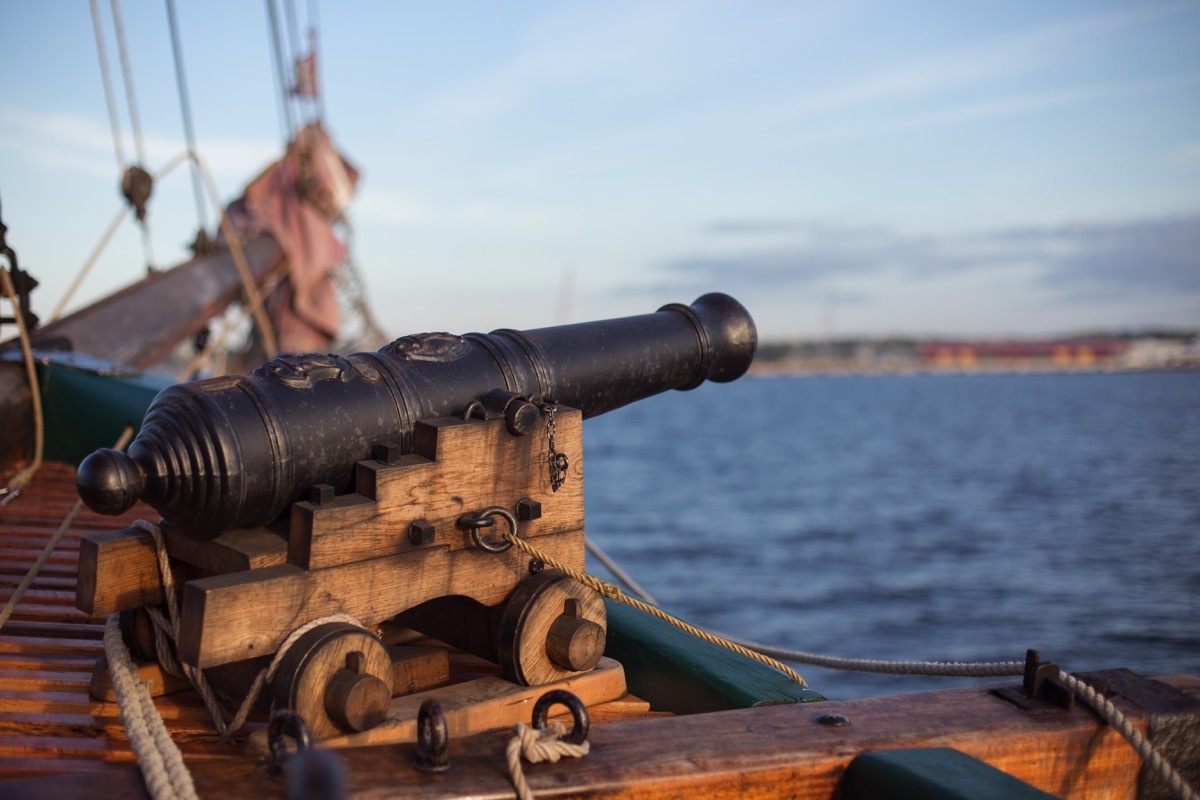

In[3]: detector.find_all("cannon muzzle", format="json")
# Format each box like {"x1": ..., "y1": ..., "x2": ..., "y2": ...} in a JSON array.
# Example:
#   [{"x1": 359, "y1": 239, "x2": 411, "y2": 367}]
[{"x1": 77, "y1": 293, "x2": 755, "y2": 538}]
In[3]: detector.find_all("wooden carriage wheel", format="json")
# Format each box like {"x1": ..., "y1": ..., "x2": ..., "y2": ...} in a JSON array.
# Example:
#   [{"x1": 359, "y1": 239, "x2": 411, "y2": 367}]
[
  {"x1": 271, "y1": 622, "x2": 394, "y2": 738},
  {"x1": 497, "y1": 569, "x2": 607, "y2": 686}
]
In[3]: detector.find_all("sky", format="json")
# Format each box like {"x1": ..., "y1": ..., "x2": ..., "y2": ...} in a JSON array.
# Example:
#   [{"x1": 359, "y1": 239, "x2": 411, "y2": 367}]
[{"x1": 1, "y1": 0, "x2": 1198, "y2": 343}]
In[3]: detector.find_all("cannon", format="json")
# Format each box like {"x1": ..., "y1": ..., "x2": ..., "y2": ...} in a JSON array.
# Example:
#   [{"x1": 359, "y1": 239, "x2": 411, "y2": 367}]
[
  {"x1": 77, "y1": 293, "x2": 755, "y2": 539},
  {"x1": 74, "y1": 294, "x2": 756, "y2": 744}
]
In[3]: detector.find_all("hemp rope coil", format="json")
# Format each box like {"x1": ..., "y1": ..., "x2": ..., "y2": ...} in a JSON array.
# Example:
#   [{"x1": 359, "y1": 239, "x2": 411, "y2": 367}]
[{"x1": 506, "y1": 721, "x2": 590, "y2": 800}]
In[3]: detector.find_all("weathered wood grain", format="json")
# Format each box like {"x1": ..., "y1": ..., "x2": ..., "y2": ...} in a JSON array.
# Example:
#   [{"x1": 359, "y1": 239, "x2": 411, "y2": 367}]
[
  {"x1": 245, "y1": 655, "x2": 627, "y2": 754},
  {"x1": 216, "y1": 675, "x2": 1198, "y2": 799},
  {"x1": 289, "y1": 410, "x2": 585, "y2": 570},
  {"x1": 178, "y1": 531, "x2": 585, "y2": 668}
]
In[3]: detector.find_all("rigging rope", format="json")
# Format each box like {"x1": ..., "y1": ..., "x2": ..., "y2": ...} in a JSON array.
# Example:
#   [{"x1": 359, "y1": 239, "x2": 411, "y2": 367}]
[
  {"x1": 1060, "y1": 670, "x2": 1199, "y2": 800},
  {"x1": 502, "y1": 531, "x2": 807, "y2": 685},
  {"x1": 109, "y1": 0, "x2": 146, "y2": 168},
  {"x1": 89, "y1": 0, "x2": 126, "y2": 174},
  {"x1": 164, "y1": 0, "x2": 209, "y2": 232},
  {"x1": 48, "y1": 151, "x2": 189, "y2": 322},
  {"x1": 90, "y1": 0, "x2": 155, "y2": 269},
  {"x1": 265, "y1": 0, "x2": 297, "y2": 142},
  {"x1": 0, "y1": 266, "x2": 47, "y2": 503},
  {"x1": 47, "y1": 150, "x2": 279, "y2": 357}
]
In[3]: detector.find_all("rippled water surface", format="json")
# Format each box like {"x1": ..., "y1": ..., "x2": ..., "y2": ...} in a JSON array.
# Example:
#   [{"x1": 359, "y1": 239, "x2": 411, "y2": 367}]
[{"x1": 582, "y1": 371, "x2": 1200, "y2": 699}]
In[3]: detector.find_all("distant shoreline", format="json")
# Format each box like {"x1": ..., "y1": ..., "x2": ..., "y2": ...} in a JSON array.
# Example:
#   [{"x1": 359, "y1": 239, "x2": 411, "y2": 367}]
[{"x1": 747, "y1": 359, "x2": 1200, "y2": 378}]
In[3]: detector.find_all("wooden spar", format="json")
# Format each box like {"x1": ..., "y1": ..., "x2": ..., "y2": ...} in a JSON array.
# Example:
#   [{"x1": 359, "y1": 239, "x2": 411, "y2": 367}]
[{"x1": 28, "y1": 234, "x2": 284, "y2": 370}]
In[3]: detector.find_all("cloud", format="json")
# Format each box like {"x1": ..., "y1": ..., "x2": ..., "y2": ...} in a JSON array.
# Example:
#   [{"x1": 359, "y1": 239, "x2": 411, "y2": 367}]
[
  {"x1": 1033, "y1": 217, "x2": 1200, "y2": 297},
  {"x1": 661, "y1": 214, "x2": 1200, "y2": 303},
  {"x1": 0, "y1": 106, "x2": 278, "y2": 186},
  {"x1": 744, "y1": 4, "x2": 1193, "y2": 136}
]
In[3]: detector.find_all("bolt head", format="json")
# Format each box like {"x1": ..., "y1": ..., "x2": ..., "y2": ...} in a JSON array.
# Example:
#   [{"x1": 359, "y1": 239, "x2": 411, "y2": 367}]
[
  {"x1": 516, "y1": 498, "x2": 543, "y2": 521},
  {"x1": 408, "y1": 520, "x2": 435, "y2": 545}
]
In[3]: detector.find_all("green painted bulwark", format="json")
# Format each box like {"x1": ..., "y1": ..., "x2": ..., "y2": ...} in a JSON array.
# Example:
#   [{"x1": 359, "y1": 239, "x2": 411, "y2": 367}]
[
  {"x1": 35, "y1": 353, "x2": 170, "y2": 464},
  {"x1": 842, "y1": 748, "x2": 1059, "y2": 800},
  {"x1": 603, "y1": 598, "x2": 824, "y2": 714}
]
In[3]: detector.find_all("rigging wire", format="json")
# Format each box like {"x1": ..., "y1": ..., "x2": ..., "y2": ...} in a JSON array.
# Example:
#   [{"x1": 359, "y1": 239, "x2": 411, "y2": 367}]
[
  {"x1": 307, "y1": 0, "x2": 326, "y2": 122},
  {"x1": 89, "y1": 0, "x2": 126, "y2": 175},
  {"x1": 104, "y1": 0, "x2": 156, "y2": 270},
  {"x1": 109, "y1": 0, "x2": 147, "y2": 168},
  {"x1": 164, "y1": 0, "x2": 209, "y2": 233},
  {"x1": 284, "y1": 0, "x2": 304, "y2": 89},
  {"x1": 265, "y1": 0, "x2": 297, "y2": 142}
]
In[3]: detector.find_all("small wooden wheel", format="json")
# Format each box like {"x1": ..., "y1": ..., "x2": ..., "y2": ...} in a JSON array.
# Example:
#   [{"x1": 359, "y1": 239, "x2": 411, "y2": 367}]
[
  {"x1": 497, "y1": 569, "x2": 606, "y2": 686},
  {"x1": 272, "y1": 622, "x2": 394, "y2": 738}
]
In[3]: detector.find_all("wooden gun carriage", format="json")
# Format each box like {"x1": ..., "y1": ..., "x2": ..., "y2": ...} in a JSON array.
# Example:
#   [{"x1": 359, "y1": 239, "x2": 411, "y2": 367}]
[{"x1": 72, "y1": 294, "x2": 757, "y2": 743}]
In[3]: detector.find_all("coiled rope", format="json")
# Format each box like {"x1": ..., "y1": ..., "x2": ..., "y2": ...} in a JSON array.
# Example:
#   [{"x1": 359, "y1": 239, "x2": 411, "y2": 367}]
[{"x1": 506, "y1": 722, "x2": 589, "y2": 800}]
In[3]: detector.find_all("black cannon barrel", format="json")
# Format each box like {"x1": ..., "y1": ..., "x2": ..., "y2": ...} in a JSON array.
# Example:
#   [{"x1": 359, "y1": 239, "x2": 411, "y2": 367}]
[{"x1": 76, "y1": 293, "x2": 756, "y2": 539}]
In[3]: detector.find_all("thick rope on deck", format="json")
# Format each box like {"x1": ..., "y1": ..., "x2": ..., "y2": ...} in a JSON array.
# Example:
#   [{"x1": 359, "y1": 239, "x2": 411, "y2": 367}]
[
  {"x1": 1060, "y1": 671, "x2": 1200, "y2": 800},
  {"x1": 506, "y1": 721, "x2": 589, "y2": 800},
  {"x1": 105, "y1": 615, "x2": 199, "y2": 800}
]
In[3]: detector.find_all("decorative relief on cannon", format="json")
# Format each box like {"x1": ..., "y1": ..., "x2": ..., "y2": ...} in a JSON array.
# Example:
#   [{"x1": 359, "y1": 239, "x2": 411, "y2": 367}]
[
  {"x1": 381, "y1": 332, "x2": 470, "y2": 362},
  {"x1": 254, "y1": 352, "x2": 357, "y2": 388}
]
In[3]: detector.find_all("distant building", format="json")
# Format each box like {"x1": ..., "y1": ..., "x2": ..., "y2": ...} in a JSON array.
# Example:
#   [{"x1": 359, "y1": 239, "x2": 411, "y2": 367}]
[{"x1": 917, "y1": 339, "x2": 1130, "y2": 371}]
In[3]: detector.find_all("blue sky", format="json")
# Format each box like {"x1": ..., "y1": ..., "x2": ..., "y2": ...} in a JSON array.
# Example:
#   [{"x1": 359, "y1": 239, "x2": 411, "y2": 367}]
[{"x1": 2, "y1": 1, "x2": 1198, "y2": 341}]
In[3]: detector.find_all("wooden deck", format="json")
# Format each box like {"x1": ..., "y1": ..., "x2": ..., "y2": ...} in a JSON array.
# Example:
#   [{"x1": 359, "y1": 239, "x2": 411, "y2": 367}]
[
  {"x1": 0, "y1": 463, "x2": 244, "y2": 779},
  {"x1": 3, "y1": 463, "x2": 1198, "y2": 799}
]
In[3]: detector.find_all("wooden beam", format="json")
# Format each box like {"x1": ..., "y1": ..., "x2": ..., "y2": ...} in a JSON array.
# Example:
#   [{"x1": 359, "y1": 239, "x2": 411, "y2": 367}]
[
  {"x1": 178, "y1": 532, "x2": 585, "y2": 668},
  {"x1": 75, "y1": 529, "x2": 160, "y2": 617},
  {"x1": 75, "y1": 525, "x2": 289, "y2": 617}
]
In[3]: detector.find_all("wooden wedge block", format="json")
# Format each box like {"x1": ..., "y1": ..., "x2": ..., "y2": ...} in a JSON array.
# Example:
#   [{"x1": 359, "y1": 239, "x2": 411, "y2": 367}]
[
  {"x1": 88, "y1": 654, "x2": 192, "y2": 701},
  {"x1": 389, "y1": 645, "x2": 451, "y2": 697}
]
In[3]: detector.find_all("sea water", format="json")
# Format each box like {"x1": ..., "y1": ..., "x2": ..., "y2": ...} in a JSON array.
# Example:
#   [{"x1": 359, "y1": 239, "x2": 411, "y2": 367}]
[{"x1": 582, "y1": 370, "x2": 1200, "y2": 700}]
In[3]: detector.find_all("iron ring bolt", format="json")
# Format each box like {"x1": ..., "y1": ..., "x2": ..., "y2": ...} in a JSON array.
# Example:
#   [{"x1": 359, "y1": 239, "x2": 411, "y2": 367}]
[
  {"x1": 267, "y1": 709, "x2": 313, "y2": 774},
  {"x1": 457, "y1": 506, "x2": 520, "y2": 553},
  {"x1": 411, "y1": 699, "x2": 450, "y2": 773},
  {"x1": 531, "y1": 689, "x2": 590, "y2": 746}
]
